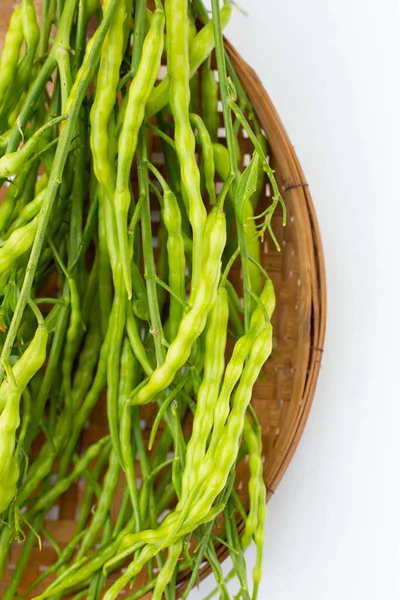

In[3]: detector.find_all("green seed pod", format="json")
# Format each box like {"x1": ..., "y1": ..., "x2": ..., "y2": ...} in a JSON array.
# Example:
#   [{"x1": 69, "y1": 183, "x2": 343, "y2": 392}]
[{"x1": 131, "y1": 207, "x2": 226, "y2": 406}]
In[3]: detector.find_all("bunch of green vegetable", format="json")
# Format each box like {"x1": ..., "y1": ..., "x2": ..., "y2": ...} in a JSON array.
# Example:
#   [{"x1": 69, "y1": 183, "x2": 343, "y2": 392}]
[{"x1": 0, "y1": 0, "x2": 285, "y2": 598}]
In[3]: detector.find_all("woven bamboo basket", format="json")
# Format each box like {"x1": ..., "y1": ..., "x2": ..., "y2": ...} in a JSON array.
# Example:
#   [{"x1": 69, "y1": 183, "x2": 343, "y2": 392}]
[{"x1": 0, "y1": 3, "x2": 326, "y2": 598}]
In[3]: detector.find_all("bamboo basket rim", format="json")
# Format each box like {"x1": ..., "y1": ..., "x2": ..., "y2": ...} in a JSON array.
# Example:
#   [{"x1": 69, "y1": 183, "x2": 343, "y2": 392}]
[{"x1": 226, "y1": 39, "x2": 326, "y2": 494}]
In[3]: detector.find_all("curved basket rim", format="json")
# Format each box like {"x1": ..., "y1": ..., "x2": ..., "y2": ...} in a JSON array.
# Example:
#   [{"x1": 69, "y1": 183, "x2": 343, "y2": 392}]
[{"x1": 224, "y1": 39, "x2": 327, "y2": 493}]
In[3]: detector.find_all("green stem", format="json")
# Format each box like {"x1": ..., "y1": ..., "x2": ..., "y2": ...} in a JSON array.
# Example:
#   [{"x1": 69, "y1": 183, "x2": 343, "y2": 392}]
[
  {"x1": 210, "y1": 0, "x2": 237, "y2": 180},
  {"x1": 69, "y1": 110, "x2": 87, "y2": 268},
  {"x1": 220, "y1": 246, "x2": 240, "y2": 287},
  {"x1": 155, "y1": 276, "x2": 189, "y2": 311},
  {"x1": 192, "y1": 0, "x2": 256, "y2": 118},
  {"x1": 138, "y1": 155, "x2": 165, "y2": 364},
  {"x1": 3, "y1": 517, "x2": 43, "y2": 600},
  {"x1": 7, "y1": 0, "x2": 79, "y2": 154},
  {"x1": 39, "y1": 0, "x2": 56, "y2": 56},
  {"x1": 229, "y1": 100, "x2": 286, "y2": 227},
  {"x1": 145, "y1": 120, "x2": 176, "y2": 150},
  {"x1": 211, "y1": 0, "x2": 254, "y2": 329},
  {"x1": 75, "y1": 0, "x2": 88, "y2": 72}
]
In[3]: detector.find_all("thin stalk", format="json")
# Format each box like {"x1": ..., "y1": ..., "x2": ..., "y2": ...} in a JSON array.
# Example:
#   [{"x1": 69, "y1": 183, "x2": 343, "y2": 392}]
[
  {"x1": 205, "y1": 541, "x2": 231, "y2": 600},
  {"x1": 114, "y1": 488, "x2": 132, "y2": 536},
  {"x1": 221, "y1": 246, "x2": 240, "y2": 287},
  {"x1": 145, "y1": 120, "x2": 176, "y2": 150},
  {"x1": 57, "y1": 0, "x2": 65, "y2": 23},
  {"x1": 228, "y1": 100, "x2": 287, "y2": 232},
  {"x1": 133, "y1": 413, "x2": 168, "y2": 585},
  {"x1": 211, "y1": 0, "x2": 255, "y2": 329},
  {"x1": 7, "y1": 0, "x2": 79, "y2": 154},
  {"x1": 23, "y1": 445, "x2": 110, "y2": 598},
  {"x1": 180, "y1": 470, "x2": 236, "y2": 600},
  {"x1": 155, "y1": 276, "x2": 190, "y2": 311},
  {"x1": 192, "y1": 0, "x2": 257, "y2": 121},
  {"x1": 210, "y1": 0, "x2": 238, "y2": 180},
  {"x1": 139, "y1": 140, "x2": 166, "y2": 366},
  {"x1": 75, "y1": 0, "x2": 88, "y2": 71},
  {"x1": 69, "y1": 107, "x2": 87, "y2": 267},
  {"x1": 3, "y1": 517, "x2": 43, "y2": 600},
  {"x1": 26, "y1": 296, "x2": 69, "y2": 448},
  {"x1": 39, "y1": 0, "x2": 56, "y2": 57},
  {"x1": 131, "y1": 0, "x2": 165, "y2": 363},
  {"x1": 224, "y1": 501, "x2": 250, "y2": 600}
]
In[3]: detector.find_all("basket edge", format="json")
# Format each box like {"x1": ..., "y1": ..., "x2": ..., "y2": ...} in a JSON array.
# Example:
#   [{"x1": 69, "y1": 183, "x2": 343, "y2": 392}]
[{"x1": 224, "y1": 39, "x2": 327, "y2": 493}]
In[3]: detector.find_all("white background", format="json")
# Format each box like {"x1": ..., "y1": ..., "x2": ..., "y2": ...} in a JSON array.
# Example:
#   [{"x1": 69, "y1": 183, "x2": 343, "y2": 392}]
[{"x1": 192, "y1": 1, "x2": 400, "y2": 598}]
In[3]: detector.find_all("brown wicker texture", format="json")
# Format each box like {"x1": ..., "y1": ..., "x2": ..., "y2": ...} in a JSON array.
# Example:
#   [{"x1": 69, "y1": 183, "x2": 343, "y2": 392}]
[{"x1": 0, "y1": 4, "x2": 326, "y2": 598}]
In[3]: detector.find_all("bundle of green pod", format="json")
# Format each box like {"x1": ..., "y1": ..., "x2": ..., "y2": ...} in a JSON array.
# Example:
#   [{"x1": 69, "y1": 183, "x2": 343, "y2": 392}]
[{"x1": 0, "y1": 0, "x2": 285, "y2": 598}]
